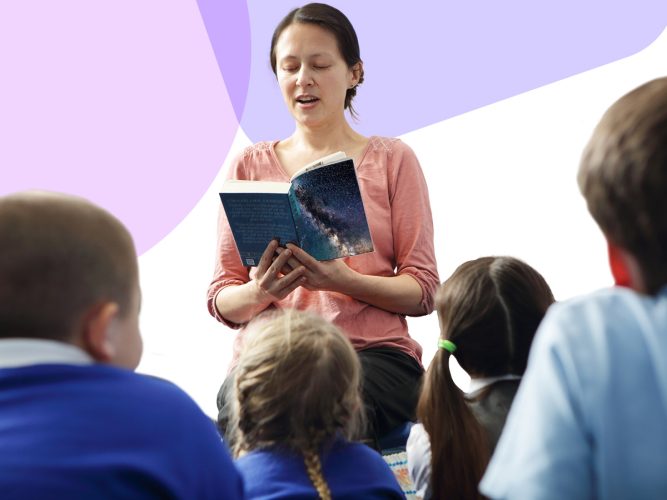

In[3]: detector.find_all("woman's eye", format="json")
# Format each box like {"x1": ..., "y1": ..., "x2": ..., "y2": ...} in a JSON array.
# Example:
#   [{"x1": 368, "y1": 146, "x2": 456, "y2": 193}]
[
  {"x1": 313, "y1": 65, "x2": 330, "y2": 70},
  {"x1": 282, "y1": 66, "x2": 298, "y2": 72}
]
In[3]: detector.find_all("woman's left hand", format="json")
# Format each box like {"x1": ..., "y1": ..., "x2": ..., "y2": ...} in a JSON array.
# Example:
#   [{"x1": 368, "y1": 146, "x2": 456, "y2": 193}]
[
  {"x1": 275, "y1": 244, "x2": 355, "y2": 292},
  {"x1": 276, "y1": 243, "x2": 425, "y2": 316}
]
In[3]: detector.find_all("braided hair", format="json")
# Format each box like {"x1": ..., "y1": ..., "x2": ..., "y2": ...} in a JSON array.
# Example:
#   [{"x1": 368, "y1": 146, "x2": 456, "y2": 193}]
[{"x1": 230, "y1": 309, "x2": 363, "y2": 498}]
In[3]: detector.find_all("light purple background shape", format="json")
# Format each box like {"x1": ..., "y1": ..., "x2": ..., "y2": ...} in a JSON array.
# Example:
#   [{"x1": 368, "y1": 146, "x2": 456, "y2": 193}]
[
  {"x1": 0, "y1": 2, "x2": 238, "y2": 254},
  {"x1": 1, "y1": 1, "x2": 666, "y2": 253},
  {"x1": 235, "y1": 1, "x2": 667, "y2": 141}
]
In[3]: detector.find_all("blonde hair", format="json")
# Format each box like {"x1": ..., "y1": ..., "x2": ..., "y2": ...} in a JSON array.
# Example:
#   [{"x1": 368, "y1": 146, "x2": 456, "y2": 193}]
[{"x1": 230, "y1": 309, "x2": 363, "y2": 499}]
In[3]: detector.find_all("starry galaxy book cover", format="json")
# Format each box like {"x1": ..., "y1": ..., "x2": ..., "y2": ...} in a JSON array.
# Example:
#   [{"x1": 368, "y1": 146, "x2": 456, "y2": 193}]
[{"x1": 220, "y1": 152, "x2": 374, "y2": 266}]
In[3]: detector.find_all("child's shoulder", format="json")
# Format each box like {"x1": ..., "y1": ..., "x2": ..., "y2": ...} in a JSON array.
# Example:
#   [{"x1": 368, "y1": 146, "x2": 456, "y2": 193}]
[
  {"x1": 539, "y1": 286, "x2": 667, "y2": 364},
  {"x1": 328, "y1": 437, "x2": 388, "y2": 468},
  {"x1": 551, "y1": 286, "x2": 662, "y2": 322}
]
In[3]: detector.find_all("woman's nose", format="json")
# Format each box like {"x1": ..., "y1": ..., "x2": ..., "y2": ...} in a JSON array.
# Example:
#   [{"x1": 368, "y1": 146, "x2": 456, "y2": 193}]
[{"x1": 296, "y1": 67, "x2": 313, "y2": 87}]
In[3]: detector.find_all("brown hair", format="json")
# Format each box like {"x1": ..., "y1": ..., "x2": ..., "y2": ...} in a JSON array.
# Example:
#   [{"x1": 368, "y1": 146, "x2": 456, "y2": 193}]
[
  {"x1": 270, "y1": 3, "x2": 364, "y2": 118},
  {"x1": 0, "y1": 191, "x2": 137, "y2": 341},
  {"x1": 230, "y1": 309, "x2": 363, "y2": 499},
  {"x1": 417, "y1": 256, "x2": 555, "y2": 500},
  {"x1": 578, "y1": 77, "x2": 667, "y2": 293}
]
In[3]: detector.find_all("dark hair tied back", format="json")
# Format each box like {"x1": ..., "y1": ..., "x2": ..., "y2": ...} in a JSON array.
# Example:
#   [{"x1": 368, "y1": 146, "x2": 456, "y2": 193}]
[
  {"x1": 270, "y1": 3, "x2": 364, "y2": 118},
  {"x1": 418, "y1": 256, "x2": 555, "y2": 500}
]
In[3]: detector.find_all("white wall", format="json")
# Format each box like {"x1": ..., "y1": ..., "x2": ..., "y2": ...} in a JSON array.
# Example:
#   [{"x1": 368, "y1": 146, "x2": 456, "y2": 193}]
[{"x1": 137, "y1": 28, "x2": 667, "y2": 417}]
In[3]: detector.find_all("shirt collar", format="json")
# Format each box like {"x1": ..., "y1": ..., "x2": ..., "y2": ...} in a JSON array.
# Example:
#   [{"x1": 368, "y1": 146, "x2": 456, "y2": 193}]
[
  {"x1": 0, "y1": 338, "x2": 94, "y2": 369},
  {"x1": 467, "y1": 374, "x2": 521, "y2": 394}
]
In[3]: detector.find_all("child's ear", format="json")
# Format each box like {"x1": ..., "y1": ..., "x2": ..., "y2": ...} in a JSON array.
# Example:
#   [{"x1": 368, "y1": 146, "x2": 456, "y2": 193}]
[
  {"x1": 80, "y1": 302, "x2": 119, "y2": 363},
  {"x1": 607, "y1": 240, "x2": 632, "y2": 288}
]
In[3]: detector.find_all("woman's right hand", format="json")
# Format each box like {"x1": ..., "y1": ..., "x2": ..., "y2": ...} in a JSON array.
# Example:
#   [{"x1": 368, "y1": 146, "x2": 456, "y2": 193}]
[
  {"x1": 252, "y1": 239, "x2": 306, "y2": 302},
  {"x1": 215, "y1": 239, "x2": 306, "y2": 325}
]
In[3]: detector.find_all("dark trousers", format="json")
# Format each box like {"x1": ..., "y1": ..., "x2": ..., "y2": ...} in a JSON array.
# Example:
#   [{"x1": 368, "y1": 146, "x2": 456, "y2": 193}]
[
  {"x1": 358, "y1": 347, "x2": 423, "y2": 446},
  {"x1": 217, "y1": 346, "x2": 423, "y2": 449}
]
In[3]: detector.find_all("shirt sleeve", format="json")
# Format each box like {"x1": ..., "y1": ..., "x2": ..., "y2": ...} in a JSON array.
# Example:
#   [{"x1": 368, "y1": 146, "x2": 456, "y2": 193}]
[
  {"x1": 206, "y1": 152, "x2": 251, "y2": 329},
  {"x1": 387, "y1": 141, "x2": 440, "y2": 315},
  {"x1": 191, "y1": 422, "x2": 245, "y2": 499},
  {"x1": 155, "y1": 379, "x2": 245, "y2": 499},
  {"x1": 406, "y1": 423, "x2": 432, "y2": 498},
  {"x1": 479, "y1": 304, "x2": 594, "y2": 499}
]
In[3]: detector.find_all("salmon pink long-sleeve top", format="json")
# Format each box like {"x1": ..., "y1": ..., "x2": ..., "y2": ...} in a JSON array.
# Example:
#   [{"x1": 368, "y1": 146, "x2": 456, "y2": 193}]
[{"x1": 207, "y1": 136, "x2": 439, "y2": 366}]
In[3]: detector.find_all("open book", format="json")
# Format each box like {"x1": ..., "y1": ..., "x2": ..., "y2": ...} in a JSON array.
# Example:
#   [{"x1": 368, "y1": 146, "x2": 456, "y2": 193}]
[{"x1": 220, "y1": 152, "x2": 373, "y2": 266}]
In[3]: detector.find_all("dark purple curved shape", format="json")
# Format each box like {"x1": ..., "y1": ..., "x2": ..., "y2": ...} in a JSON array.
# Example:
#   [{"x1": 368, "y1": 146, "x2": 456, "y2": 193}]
[{"x1": 196, "y1": 0, "x2": 251, "y2": 122}]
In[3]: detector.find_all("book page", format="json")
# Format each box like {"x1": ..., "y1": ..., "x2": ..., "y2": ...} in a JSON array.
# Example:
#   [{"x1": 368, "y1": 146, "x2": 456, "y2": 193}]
[
  {"x1": 221, "y1": 180, "x2": 290, "y2": 194},
  {"x1": 289, "y1": 151, "x2": 347, "y2": 182}
]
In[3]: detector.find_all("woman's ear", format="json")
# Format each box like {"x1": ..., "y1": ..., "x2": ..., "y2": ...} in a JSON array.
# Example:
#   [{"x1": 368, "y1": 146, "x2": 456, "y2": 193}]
[
  {"x1": 80, "y1": 302, "x2": 119, "y2": 363},
  {"x1": 607, "y1": 240, "x2": 633, "y2": 288},
  {"x1": 350, "y1": 62, "x2": 363, "y2": 86}
]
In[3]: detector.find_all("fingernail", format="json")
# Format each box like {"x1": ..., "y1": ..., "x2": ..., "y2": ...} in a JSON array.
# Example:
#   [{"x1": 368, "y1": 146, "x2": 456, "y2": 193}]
[{"x1": 284, "y1": 249, "x2": 291, "y2": 256}]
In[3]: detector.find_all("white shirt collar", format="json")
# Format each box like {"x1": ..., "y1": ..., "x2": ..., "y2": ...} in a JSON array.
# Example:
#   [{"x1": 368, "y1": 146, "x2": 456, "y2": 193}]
[
  {"x1": 467, "y1": 374, "x2": 521, "y2": 394},
  {"x1": 0, "y1": 338, "x2": 94, "y2": 369}
]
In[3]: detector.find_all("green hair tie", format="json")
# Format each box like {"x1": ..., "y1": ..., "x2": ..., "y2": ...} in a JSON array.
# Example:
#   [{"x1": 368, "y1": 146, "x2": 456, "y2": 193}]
[{"x1": 438, "y1": 339, "x2": 457, "y2": 354}]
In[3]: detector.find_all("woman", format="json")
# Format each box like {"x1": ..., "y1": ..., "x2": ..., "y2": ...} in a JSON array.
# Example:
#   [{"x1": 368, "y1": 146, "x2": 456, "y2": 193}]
[
  {"x1": 208, "y1": 3, "x2": 439, "y2": 444},
  {"x1": 407, "y1": 256, "x2": 555, "y2": 499}
]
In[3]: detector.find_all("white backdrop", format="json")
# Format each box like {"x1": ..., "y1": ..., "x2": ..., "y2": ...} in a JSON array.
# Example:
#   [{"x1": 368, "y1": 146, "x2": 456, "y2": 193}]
[{"x1": 137, "y1": 28, "x2": 667, "y2": 417}]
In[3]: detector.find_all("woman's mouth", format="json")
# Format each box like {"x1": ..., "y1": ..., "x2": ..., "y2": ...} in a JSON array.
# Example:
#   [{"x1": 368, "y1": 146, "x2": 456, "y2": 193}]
[{"x1": 296, "y1": 96, "x2": 319, "y2": 106}]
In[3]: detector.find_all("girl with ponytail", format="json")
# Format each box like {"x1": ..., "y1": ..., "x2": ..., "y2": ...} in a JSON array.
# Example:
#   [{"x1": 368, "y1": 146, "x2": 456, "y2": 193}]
[
  {"x1": 230, "y1": 309, "x2": 404, "y2": 499},
  {"x1": 407, "y1": 257, "x2": 555, "y2": 499}
]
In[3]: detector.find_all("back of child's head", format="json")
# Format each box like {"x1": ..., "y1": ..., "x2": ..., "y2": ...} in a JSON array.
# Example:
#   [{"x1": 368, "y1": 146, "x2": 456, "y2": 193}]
[
  {"x1": 231, "y1": 309, "x2": 362, "y2": 499},
  {"x1": 417, "y1": 256, "x2": 555, "y2": 500},
  {"x1": 0, "y1": 191, "x2": 137, "y2": 343},
  {"x1": 437, "y1": 256, "x2": 555, "y2": 378},
  {"x1": 579, "y1": 77, "x2": 667, "y2": 294}
]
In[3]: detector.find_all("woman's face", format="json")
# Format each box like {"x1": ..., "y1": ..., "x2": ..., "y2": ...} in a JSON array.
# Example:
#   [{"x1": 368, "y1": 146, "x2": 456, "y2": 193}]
[{"x1": 274, "y1": 22, "x2": 360, "y2": 130}]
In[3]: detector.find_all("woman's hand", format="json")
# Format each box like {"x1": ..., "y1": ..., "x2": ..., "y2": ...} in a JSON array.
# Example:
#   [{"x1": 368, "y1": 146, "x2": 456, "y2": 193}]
[
  {"x1": 276, "y1": 244, "x2": 355, "y2": 292},
  {"x1": 214, "y1": 240, "x2": 306, "y2": 325},
  {"x1": 278, "y1": 243, "x2": 425, "y2": 315},
  {"x1": 254, "y1": 239, "x2": 306, "y2": 300}
]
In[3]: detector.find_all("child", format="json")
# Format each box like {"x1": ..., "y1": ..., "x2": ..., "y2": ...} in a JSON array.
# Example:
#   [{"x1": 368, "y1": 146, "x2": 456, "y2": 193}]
[
  {"x1": 230, "y1": 309, "x2": 405, "y2": 499},
  {"x1": 407, "y1": 256, "x2": 555, "y2": 499},
  {"x1": 481, "y1": 77, "x2": 667, "y2": 498},
  {"x1": 0, "y1": 191, "x2": 243, "y2": 499}
]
